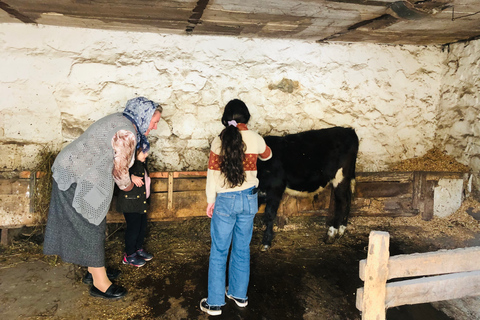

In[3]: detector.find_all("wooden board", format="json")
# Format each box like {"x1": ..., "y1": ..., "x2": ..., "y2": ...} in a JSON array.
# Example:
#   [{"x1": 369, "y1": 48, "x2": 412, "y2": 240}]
[
  {"x1": 0, "y1": 179, "x2": 33, "y2": 227},
  {"x1": 107, "y1": 190, "x2": 206, "y2": 222},
  {"x1": 384, "y1": 271, "x2": 480, "y2": 309},
  {"x1": 359, "y1": 246, "x2": 480, "y2": 281},
  {"x1": 357, "y1": 270, "x2": 480, "y2": 311},
  {"x1": 152, "y1": 178, "x2": 206, "y2": 193}
]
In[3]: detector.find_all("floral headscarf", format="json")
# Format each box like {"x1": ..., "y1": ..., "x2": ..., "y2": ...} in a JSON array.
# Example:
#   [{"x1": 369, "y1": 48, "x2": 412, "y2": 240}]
[{"x1": 122, "y1": 97, "x2": 158, "y2": 152}]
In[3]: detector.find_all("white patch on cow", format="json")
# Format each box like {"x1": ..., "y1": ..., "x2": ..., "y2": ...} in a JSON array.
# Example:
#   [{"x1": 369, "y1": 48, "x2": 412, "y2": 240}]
[
  {"x1": 285, "y1": 185, "x2": 326, "y2": 197},
  {"x1": 338, "y1": 225, "x2": 347, "y2": 236},
  {"x1": 327, "y1": 226, "x2": 338, "y2": 237},
  {"x1": 332, "y1": 168, "x2": 344, "y2": 188},
  {"x1": 284, "y1": 168, "x2": 347, "y2": 197},
  {"x1": 350, "y1": 179, "x2": 356, "y2": 194}
]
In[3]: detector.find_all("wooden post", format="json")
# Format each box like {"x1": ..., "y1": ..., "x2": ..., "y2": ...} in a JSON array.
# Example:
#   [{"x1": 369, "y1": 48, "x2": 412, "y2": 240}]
[
  {"x1": 361, "y1": 231, "x2": 390, "y2": 320},
  {"x1": 29, "y1": 171, "x2": 36, "y2": 213},
  {"x1": 1, "y1": 228, "x2": 8, "y2": 246},
  {"x1": 277, "y1": 195, "x2": 295, "y2": 228},
  {"x1": 167, "y1": 172, "x2": 174, "y2": 210},
  {"x1": 412, "y1": 171, "x2": 425, "y2": 216},
  {"x1": 422, "y1": 180, "x2": 436, "y2": 221}
]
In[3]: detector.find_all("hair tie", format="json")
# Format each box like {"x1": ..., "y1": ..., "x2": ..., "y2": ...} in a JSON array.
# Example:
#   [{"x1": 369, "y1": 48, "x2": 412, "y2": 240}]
[{"x1": 227, "y1": 120, "x2": 238, "y2": 127}]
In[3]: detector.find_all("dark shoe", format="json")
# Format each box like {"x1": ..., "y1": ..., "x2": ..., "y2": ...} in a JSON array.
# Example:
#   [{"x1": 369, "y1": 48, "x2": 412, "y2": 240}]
[
  {"x1": 200, "y1": 298, "x2": 222, "y2": 316},
  {"x1": 136, "y1": 249, "x2": 153, "y2": 261},
  {"x1": 82, "y1": 268, "x2": 122, "y2": 285},
  {"x1": 226, "y1": 289, "x2": 248, "y2": 307},
  {"x1": 89, "y1": 284, "x2": 127, "y2": 300},
  {"x1": 122, "y1": 253, "x2": 146, "y2": 267}
]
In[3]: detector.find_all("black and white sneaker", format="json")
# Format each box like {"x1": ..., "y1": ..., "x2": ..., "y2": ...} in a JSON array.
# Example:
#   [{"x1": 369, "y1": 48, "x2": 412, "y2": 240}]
[
  {"x1": 226, "y1": 290, "x2": 248, "y2": 307},
  {"x1": 200, "y1": 298, "x2": 222, "y2": 316}
]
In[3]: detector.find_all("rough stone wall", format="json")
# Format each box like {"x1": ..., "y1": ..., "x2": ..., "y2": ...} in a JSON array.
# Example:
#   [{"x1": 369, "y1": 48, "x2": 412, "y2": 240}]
[
  {"x1": 0, "y1": 23, "x2": 446, "y2": 173},
  {"x1": 437, "y1": 39, "x2": 480, "y2": 194}
]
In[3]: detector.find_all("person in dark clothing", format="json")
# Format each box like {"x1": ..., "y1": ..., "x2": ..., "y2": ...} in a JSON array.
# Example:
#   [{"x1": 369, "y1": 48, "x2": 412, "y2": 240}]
[{"x1": 116, "y1": 148, "x2": 154, "y2": 267}]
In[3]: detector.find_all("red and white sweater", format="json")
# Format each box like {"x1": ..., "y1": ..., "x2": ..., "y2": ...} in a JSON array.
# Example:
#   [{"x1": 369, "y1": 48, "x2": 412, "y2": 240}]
[{"x1": 206, "y1": 124, "x2": 272, "y2": 204}]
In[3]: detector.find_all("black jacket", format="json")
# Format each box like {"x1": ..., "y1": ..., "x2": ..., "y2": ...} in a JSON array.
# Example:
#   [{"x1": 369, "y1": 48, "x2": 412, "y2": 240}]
[{"x1": 116, "y1": 160, "x2": 150, "y2": 214}]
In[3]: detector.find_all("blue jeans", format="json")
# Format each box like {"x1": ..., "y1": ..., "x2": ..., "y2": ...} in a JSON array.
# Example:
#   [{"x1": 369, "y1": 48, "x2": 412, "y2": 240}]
[{"x1": 207, "y1": 187, "x2": 258, "y2": 306}]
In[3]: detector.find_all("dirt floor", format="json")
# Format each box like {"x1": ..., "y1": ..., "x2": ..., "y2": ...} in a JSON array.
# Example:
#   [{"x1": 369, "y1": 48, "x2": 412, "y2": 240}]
[{"x1": 2, "y1": 199, "x2": 480, "y2": 320}]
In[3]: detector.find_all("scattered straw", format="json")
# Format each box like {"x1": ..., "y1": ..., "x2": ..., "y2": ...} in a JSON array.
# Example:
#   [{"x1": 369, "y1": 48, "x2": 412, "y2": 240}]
[{"x1": 351, "y1": 197, "x2": 480, "y2": 242}]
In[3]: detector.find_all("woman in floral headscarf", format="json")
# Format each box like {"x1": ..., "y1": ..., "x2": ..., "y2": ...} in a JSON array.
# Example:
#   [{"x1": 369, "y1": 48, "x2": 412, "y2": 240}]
[{"x1": 43, "y1": 97, "x2": 162, "y2": 300}]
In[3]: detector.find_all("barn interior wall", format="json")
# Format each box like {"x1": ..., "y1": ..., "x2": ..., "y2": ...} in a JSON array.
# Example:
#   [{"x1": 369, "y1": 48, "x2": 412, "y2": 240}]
[
  {"x1": 1, "y1": 23, "x2": 447, "y2": 174},
  {"x1": 437, "y1": 39, "x2": 480, "y2": 196}
]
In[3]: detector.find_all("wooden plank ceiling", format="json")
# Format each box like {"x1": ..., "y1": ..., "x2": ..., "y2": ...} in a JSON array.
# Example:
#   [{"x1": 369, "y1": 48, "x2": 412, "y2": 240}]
[{"x1": 1, "y1": 0, "x2": 480, "y2": 45}]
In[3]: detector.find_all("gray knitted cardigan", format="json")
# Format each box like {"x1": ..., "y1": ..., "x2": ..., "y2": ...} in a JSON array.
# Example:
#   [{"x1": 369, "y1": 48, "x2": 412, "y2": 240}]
[{"x1": 52, "y1": 113, "x2": 136, "y2": 225}]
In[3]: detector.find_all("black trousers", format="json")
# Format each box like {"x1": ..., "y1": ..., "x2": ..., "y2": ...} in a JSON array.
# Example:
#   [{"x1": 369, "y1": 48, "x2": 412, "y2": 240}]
[{"x1": 123, "y1": 212, "x2": 147, "y2": 256}]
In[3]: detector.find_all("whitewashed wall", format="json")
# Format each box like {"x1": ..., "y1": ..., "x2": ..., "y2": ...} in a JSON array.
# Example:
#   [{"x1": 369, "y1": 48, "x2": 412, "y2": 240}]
[
  {"x1": 437, "y1": 40, "x2": 480, "y2": 194},
  {"x1": 0, "y1": 23, "x2": 445, "y2": 173}
]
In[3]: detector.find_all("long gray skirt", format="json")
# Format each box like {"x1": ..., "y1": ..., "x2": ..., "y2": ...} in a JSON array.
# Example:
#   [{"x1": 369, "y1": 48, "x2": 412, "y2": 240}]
[{"x1": 43, "y1": 180, "x2": 106, "y2": 267}]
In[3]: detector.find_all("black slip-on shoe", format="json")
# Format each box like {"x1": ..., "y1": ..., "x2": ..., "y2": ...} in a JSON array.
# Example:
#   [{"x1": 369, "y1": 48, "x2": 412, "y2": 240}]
[
  {"x1": 89, "y1": 284, "x2": 127, "y2": 300},
  {"x1": 82, "y1": 268, "x2": 121, "y2": 285}
]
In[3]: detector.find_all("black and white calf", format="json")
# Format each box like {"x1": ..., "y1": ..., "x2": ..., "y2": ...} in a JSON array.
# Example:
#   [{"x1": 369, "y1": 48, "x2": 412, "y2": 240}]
[{"x1": 257, "y1": 127, "x2": 359, "y2": 250}]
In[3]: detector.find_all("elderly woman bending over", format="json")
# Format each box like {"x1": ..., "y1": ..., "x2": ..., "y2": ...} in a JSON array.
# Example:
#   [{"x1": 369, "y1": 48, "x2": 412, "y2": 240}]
[{"x1": 43, "y1": 97, "x2": 162, "y2": 300}]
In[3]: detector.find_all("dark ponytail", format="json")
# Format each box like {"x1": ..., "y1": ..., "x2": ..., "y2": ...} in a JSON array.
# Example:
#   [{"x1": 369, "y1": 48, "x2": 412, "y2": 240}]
[{"x1": 219, "y1": 99, "x2": 251, "y2": 188}]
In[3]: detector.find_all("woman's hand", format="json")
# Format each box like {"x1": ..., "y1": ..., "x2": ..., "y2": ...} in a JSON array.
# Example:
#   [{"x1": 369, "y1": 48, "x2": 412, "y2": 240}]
[
  {"x1": 206, "y1": 203, "x2": 215, "y2": 218},
  {"x1": 131, "y1": 174, "x2": 144, "y2": 187}
]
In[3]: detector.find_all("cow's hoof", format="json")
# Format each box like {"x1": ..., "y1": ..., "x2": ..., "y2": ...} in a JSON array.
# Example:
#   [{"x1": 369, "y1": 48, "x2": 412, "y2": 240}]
[
  {"x1": 324, "y1": 235, "x2": 336, "y2": 244},
  {"x1": 324, "y1": 226, "x2": 341, "y2": 244},
  {"x1": 260, "y1": 244, "x2": 270, "y2": 251},
  {"x1": 338, "y1": 225, "x2": 347, "y2": 238}
]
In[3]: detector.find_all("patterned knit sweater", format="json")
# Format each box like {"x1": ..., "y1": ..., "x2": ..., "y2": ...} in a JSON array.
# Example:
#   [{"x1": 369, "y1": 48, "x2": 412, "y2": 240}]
[{"x1": 206, "y1": 124, "x2": 272, "y2": 204}]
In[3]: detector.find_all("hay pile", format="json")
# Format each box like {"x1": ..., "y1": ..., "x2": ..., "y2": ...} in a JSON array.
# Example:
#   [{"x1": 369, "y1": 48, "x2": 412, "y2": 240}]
[
  {"x1": 383, "y1": 148, "x2": 477, "y2": 242},
  {"x1": 390, "y1": 148, "x2": 470, "y2": 172},
  {"x1": 32, "y1": 146, "x2": 58, "y2": 225}
]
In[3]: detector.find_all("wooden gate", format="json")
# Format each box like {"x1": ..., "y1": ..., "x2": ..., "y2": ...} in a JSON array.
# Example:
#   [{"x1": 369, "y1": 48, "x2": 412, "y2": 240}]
[{"x1": 356, "y1": 231, "x2": 480, "y2": 320}]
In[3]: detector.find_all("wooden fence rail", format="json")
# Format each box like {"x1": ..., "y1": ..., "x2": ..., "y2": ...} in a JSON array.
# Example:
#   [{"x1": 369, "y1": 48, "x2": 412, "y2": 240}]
[
  {"x1": 356, "y1": 231, "x2": 480, "y2": 319},
  {"x1": 0, "y1": 170, "x2": 470, "y2": 245}
]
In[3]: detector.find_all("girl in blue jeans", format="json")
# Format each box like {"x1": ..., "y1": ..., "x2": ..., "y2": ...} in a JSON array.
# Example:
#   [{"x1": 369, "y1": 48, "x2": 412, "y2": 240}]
[{"x1": 200, "y1": 99, "x2": 272, "y2": 316}]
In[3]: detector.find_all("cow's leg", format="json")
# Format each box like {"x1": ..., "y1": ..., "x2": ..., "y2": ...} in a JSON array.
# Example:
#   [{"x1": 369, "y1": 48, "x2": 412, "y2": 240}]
[
  {"x1": 261, "y1": 189, "x2": 283, "y2": 251},
  {"x1": 325, "y1": 177, "x2": 353, "y2": 244}
]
